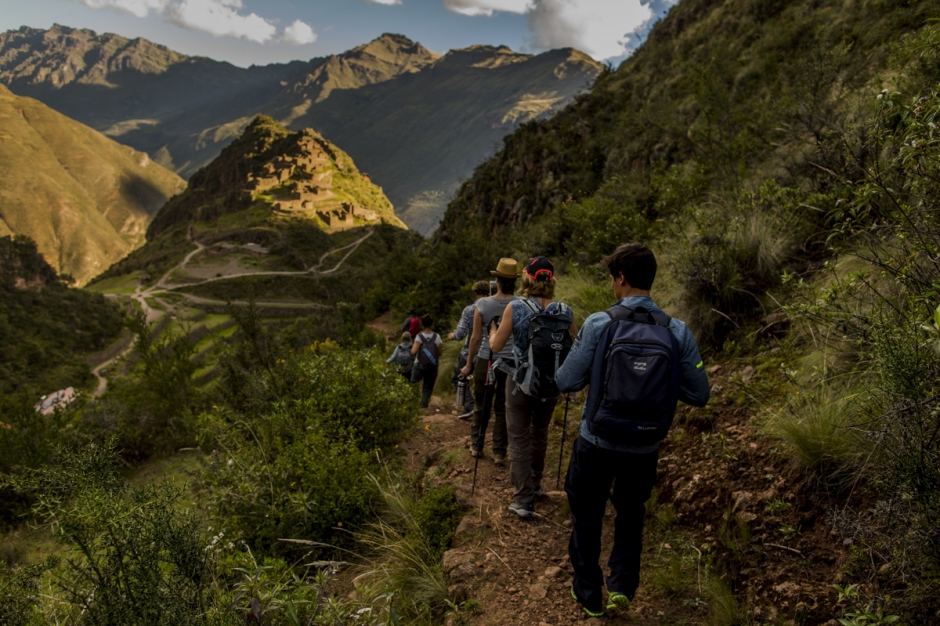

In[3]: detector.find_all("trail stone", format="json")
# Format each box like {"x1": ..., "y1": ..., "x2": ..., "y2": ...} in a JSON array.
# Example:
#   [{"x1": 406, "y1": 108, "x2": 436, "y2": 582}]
[
  {"x1": 544, "y1": 565, "x2": 564, "y2": 578},
  {"x1": 442, "y1": 549, "x2": 474, "y2": 574},
  {"x1": 448, "y1": 584, "x2": 469, "y2": 603},
  {"x1": 453, "y1": 515, "x2": 480, "y2": 546},
  {"x1": 732, "y1": 491, "x2": 754, "y2": 513},
  {"x1": 529, "y1": 583, "x2": 550, "y2": 599},
  {"x1": 740, "y1": 366, "x2": 756, "y2": 384}
]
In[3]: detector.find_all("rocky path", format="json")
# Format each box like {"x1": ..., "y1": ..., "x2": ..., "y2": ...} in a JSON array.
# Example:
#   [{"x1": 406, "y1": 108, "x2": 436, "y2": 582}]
[{"x1": 405, "y1": 358, "x2": 847, "y2": 625}]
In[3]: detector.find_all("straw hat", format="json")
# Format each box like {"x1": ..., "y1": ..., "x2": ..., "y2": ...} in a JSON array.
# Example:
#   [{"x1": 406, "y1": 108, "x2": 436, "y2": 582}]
[{"x1": 490, "y1": 258, "x2": 521, "y2": 278}]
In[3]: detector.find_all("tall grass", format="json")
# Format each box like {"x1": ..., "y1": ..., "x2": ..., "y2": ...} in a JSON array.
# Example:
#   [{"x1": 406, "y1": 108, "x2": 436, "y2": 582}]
[
  {"x1": 354, "y1": 475, "x2": 458, "y2": 622},
  {"x1": 766, "y1": 380, "x2": 871, "y2": 489}
]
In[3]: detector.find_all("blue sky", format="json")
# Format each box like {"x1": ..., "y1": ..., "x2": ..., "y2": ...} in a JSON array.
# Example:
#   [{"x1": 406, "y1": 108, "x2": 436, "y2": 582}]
[{"x1": 1, "y1": 0, "x2": 679, "y2": 67}]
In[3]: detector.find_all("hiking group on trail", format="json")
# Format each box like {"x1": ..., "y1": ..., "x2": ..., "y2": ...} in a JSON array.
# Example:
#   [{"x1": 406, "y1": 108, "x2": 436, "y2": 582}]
[{"x1": 388, "y1": 243, "x2": 710, "y2": 617}]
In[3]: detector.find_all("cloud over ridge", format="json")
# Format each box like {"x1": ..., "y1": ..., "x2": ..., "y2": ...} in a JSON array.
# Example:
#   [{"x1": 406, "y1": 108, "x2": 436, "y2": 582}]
[
  {"x1": 78, "y1": 0, "x2": 315, "y2": 44},
  {"x1": 442, "y1": 0, "x2": 678, "y2": 60}
]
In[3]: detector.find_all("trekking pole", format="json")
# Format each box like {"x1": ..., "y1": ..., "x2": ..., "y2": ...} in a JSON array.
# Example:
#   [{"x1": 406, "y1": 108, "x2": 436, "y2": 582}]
[
  {"x1": 555, "y1": 393, "x2": 571, "y2": 491},
  {"x1": 471, "y1": 360, "x2": 494, "y2": 498}
]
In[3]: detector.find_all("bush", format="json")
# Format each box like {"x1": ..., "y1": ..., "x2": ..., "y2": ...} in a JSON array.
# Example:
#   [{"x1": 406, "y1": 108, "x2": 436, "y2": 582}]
[
  {"x1": 201, "y1": 424, "x2": 377, "y2": 552},
  {"x1": 202, "y1": 319, "x2": 419, "y2": 551},
  {"x1": 0, "y1": 443, "x2": 220, "y2": 625},
  {"x1": 675, "y1": 183, "x2": 806, "y2": 345}
]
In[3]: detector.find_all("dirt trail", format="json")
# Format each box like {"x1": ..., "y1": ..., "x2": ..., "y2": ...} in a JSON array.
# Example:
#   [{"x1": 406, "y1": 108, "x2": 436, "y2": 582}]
[
  {"x1": 92, "y1": 229, "x2": 372, "y2": 396},
  {"x1": 405, "y1": 359, "x2": 847, "y2": 625}
]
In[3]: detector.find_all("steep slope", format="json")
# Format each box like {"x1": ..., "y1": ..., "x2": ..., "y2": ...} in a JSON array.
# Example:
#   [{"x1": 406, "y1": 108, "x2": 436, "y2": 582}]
[
  {"x1": 0, "y1": 235, "x2": 122, "y2": 397},
  {"x1": 362, "y1": 1, "x2": 940, "y2": 622},
  {"x1": 0, "y1": 84, "x2": 185, "y2": 285},
  {"x1": 1, "y1": 26, "x2": 602, "y2": 233}
]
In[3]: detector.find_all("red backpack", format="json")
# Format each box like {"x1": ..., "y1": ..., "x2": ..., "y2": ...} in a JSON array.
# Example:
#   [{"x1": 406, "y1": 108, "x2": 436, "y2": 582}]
[{"x1": 408, "y1": 316, "x2": 422, "y2": 338}]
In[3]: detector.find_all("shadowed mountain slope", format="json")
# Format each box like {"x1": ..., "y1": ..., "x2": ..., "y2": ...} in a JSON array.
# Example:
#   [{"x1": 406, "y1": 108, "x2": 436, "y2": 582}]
[
  {"x1": 0, "y1": 26, "x2": 602, "y2": 233},
  {"x1": 0, "y1": 84, "x2": 185, "y2": 285}
]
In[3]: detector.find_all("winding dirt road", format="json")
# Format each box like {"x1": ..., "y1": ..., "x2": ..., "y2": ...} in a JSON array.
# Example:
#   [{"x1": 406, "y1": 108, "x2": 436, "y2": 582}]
[{"x1": 91, "y1": 228, "x2": 373, "y2": 397}]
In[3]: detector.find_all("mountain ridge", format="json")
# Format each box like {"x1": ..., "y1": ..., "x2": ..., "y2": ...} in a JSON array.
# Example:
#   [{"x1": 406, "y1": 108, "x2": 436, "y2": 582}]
[{"x1": 0, "y1": 26, "x2": 602, "y2": 233}]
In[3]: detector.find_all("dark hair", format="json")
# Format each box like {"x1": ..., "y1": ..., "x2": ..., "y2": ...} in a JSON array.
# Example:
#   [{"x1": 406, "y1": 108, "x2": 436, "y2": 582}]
[
  {"x1": 495, "y1": 276, "x2": 516, "y2": 295},
  {"x1": 421, "y1": 314, "x2": 433, "y2": 329},
  {"x1": 408, "y1": 309, "x2": 417, "y2": 316},
  {"x1": 603, "y1": 243, "x2": 657, "y2": 290},
  {"x1": 472, "y1": 280, "x2": 490, "y2": 296}
]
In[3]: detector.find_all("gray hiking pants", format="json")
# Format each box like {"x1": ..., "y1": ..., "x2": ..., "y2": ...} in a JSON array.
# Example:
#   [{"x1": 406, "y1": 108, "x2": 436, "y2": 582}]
[{"x1": 506, "y1": 378, "x2": 558, "y2": 505}]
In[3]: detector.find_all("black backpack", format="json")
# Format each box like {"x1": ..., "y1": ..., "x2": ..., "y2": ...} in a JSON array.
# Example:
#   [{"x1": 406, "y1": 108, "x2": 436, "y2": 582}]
[
  {"x1": 513, "y1": 299, "x2": 573, "y2": 399},
  {"x1": 416, "y1": 333, "x2": 439, "y2": 368},
  {"x1": 584, "y1": 306, "x2": 681, "y2": 447}
]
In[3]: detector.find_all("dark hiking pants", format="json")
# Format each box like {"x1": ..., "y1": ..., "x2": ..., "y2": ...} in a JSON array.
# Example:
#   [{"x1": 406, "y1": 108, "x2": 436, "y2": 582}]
[
  {"x1": 470, "y1": 358, "x2": 508, "y2": 455},
  {"x1": 417, "y1": 364, "x2": 438, "y2": 408},
  {"x1": 506, "y1": 378, "x2": 557, "y2": 505},
  {"x1": 565, "y1": 436, "x2": 659, "y2": 613}
]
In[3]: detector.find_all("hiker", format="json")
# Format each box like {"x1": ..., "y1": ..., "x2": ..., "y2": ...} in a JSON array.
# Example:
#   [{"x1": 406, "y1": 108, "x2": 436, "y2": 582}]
[
  {"x1": 385, "y1": 331, "x2": 414, "y2": 380},
  {"x1": 488, "y1": 257, "x2": 577, "y2": 518},
  {"x1": 450, "y1": 280, "x2": 490, "y2": 419},
  {"x1": 411, "y1": 315, "x2": 442, "y2": 408},
  {"x1": 460, "y1": 258, "x2": 520, "y2": 466},
  {"x1": 401, "y1": 309, "x2": 422, "y2": 339},
  {"x1": 555, "y1": 243, "x2": 710, "y2": 617}
]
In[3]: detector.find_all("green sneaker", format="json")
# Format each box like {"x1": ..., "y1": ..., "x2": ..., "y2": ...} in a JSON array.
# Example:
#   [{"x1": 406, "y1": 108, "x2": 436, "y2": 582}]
[
  {"x1": 607, "y1": 591, "x2": 632, "y2": 613},
  {"x1": 570, "y1": 587, "x2": 604, "y2": 618}
]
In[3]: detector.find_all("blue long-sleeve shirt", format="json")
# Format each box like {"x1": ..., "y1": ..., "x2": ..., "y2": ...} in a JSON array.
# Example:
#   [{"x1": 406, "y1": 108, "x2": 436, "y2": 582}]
[
  {"x1": 556, "y1": 295, "x2": 710, "y2": 453},
  {"x1": 453, "y1": 304, "x2": 475, "y2": 358}
]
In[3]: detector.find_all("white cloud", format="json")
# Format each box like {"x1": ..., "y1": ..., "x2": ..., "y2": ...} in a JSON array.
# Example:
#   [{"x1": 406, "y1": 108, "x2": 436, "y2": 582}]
[
  {"x1": 280, "y1": 19, "x2": 317, "y2": 45},
  {"x1": 77, "y1": 0, "x2": 316, "y2": 45},
  {"x1": 366, "y1": 0, "x2": 403, "y2": 5},
  {"x1": 442, "y1": 0, "x2": 530, "y2": 17},
  {"x1": 443, "y1": 0, "x2": 678, "y2": 60}
]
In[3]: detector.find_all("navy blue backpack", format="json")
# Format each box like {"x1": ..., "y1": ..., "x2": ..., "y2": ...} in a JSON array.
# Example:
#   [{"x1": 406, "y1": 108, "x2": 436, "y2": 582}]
[{"x1": 584, "y1": 306, "x2": 681, "y2": 447}]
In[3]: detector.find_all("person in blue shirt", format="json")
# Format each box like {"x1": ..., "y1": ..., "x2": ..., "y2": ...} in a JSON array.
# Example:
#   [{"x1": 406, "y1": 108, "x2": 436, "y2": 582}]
[
  {"x1": 449, "y1": 280, "x2": 490, "y2": 418},
  {"x1": 555, "y1": 243, "x2": 710, "y2": 617}
]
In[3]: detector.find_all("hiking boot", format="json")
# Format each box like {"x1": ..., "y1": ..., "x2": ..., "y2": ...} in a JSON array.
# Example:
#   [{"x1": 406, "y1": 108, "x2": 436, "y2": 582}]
[
  {"x1": 493, "y1": 453, "x2": 507, "y2": 467},
  {"x1": 606, "y1": 592, "x2": 632, "y2": 613},
  {"x1": 570, "y1": 587, "x2": 604, "y2": 618},
  {"x1": 508, "y1": 502, "x2": 534, "y2": 518},
  {"x1": 458, "y1": 409, "x2": 473, "y2": 420},
  {"x1": 469, "y1": 447, "x2": 481, "y2": 458},
  {"x1": 533, "y1": 485, "x2": 547, "y2": 499}
]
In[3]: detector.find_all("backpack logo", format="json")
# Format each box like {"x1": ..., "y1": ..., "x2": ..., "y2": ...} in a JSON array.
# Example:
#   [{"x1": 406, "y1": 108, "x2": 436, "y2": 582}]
[{"x1": 633, "y1": 361, "x2": 648, "y2": 371}]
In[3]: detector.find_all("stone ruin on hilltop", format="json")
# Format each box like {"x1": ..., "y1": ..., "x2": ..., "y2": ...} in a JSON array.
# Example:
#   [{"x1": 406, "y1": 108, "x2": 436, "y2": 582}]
[{"x1": 243, "y1": 132, "x2": 383, "y2": 232}]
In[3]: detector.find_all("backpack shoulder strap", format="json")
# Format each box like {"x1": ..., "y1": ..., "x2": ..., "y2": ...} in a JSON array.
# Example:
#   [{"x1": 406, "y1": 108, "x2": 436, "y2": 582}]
[
  {"x1": 520, "y1": 298, "x2": 541, "y2": 314},
  {"x1": 605, "y1": 305, "x2": 633, "y2": 322}
]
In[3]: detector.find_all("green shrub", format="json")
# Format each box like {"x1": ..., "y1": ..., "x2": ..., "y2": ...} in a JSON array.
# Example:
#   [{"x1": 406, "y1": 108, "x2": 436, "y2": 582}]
[
  {"x1": 201, "y1": 424, "x2": 377, "y2": 552},
  {"x1": 411, "y1": 486, "x2": 463, "y2": 561},
  {"x1": 202, "y1": 331, "x2": 419, "y2": 551},
  {"x1": 1, "y1": 443, "x2": 219, "y2": 626}
]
